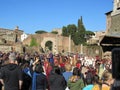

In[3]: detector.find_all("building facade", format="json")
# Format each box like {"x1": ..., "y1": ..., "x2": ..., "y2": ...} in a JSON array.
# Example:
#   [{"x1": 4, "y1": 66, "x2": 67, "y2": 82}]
[{"x1": 100, "y1": 0, "x2": 120, "y2": 58}]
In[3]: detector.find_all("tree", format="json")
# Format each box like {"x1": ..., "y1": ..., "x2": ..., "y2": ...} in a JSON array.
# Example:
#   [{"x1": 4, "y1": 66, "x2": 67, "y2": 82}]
[
  {"x1": 30, "y1": 37, "x2": 38, "y2": 47},
  {"x1": 67, "y1": 24, "x2": 77, "y2": 39},
  {"x1": 78, "y1": 16, "x2": 86, "y2": 32},
  {"x1": 62, "y1": 26, "x2": 68, "y2": 36},
  {"x1": 72, "y1": 32, "x2": 80, "y2": 45},
  {"x1": 77, "y1": 16, "x2": 86, "y2": 44},
  {"x1": 85, "y1": 30, "x2": 95, "y2": 36},
  {"x1": 61, "y1": 16, "x2": 95, "y2": 46},
  {"x1": 35, "y1": 30, "x2": 47, "y2": 34},
  {"x1": 51, "y1": 31, "x2": 58, "y2": 34}
]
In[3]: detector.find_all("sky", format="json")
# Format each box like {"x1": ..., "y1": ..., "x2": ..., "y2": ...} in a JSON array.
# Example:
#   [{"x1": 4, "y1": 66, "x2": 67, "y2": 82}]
[{"x1": 0, "y1": 0, "x2": 113, "y2": 34}]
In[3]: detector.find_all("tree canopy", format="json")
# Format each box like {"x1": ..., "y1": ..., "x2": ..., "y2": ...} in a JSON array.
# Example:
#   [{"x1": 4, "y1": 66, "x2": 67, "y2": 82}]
[
  {"x1": 35, "y1": 30, "x2": 47, "y2": 34},
  {"x1": 85, "y1": 31, "x2": 95, "y2": 36},
  {"x1": 78, "y1": 16, "x2": 86, "y2": 33},
  {"x1": 62, "y1": 26, "x2": 68, "y2": 36},
  {"x1": 30, "y1": 37, "x2": 38, "y2": 47},
  {"x1": 62, "y1": 16, "x2": 94, "y2": 45},
  {"x1": 67, "y1": 24, "x2": 77, "y2": 39},
  {"x1": 51, "y1": 31, "x2": 58, "y2": 34}
]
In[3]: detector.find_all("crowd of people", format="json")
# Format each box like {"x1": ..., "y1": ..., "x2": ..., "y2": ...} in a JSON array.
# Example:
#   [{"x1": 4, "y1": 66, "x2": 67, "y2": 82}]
[{"x1": 0, "y1": 50, "x2": 118, "y2": 90}]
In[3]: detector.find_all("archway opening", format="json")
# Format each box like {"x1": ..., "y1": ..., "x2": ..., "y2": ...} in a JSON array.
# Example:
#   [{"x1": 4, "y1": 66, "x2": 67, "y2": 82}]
[{"x1": 45, "y1": 41, "x2": 53, "y2": 52}]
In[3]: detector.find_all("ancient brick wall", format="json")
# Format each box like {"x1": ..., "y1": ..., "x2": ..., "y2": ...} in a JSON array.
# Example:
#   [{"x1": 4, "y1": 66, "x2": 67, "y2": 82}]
[
  {"x1": 22, "y1": 33, "x2": 75, "y2": 53},
  {"x1": 0, "y1": 45, "x2": 12, "y2": 52}
]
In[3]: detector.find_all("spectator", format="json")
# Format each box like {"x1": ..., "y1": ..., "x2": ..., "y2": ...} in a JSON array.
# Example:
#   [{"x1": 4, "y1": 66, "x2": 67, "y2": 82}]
[
  {"x1": 101, "y1": 71, "x2": 114, "y2": 90},
  {"x1": 67, "y1": 67, "x2": 84, "y2": 90},
  {"x1": 0, "y1": 52, "x2": 23, "y2": 90},
  {"x1": 92, "y1": 74, "x2": 101, "y2": 90},
  {"x1": 63, "y1": 63, "x2": 72, "y2": 82},
  {"x1": 102, "y1": 64, "x2": 111, "y2": 77},
  {"x1": 48, "y1": 51, "x2": 54, "y2": 66},
  {"x1": 48, "y1": 66, "x2": 66, "y2": 90},
  {"x1": 83, "y1": 74, "x2": 93, "y2": 90},
  {"x1": 76, "y1": 61, "x2": 85, "y2": 85},
  {"x1": 21, "y1": 62, "x2": 32, "y2": 90},
  {"x1": 32, "y1": 64, "x2": 48, "y2": 90}
]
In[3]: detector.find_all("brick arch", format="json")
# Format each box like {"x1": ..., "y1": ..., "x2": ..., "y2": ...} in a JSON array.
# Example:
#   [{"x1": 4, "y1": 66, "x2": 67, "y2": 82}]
[{"x1": 41, "y1": 37, "x2": 57, "y2": 53}]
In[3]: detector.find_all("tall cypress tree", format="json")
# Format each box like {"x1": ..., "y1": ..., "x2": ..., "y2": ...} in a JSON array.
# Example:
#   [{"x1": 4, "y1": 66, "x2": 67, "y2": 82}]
[
  {"x1": 61, "y1": 16, "x2": 87, "y2": 45},
  {"x1": 78, "y1": 16, "x2": 86, "y2": 32},
  {"x1": 77, "y1": 16, "x2": 86, "y2": 44}
]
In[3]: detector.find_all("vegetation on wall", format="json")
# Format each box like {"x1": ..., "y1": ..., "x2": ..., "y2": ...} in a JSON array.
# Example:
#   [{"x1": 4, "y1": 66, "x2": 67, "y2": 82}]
[
  {"x1": 51, "y1": 31, "x2": 58, "y2": 34},
  {"x1": 30, "y1": 37, "x2": 38, "y2": 47}
]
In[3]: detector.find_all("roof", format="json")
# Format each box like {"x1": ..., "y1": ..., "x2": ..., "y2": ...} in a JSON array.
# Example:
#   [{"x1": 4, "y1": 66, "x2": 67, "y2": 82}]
[
  {"x1": 105, "y1": 11, "x2": 112, "y2": 15},
  {"x1": 100, "y1": 35, "x2": 120, "y2": 45},
  {"x1": 99, "y1": 35, "x2": 120, "y2": 52}
]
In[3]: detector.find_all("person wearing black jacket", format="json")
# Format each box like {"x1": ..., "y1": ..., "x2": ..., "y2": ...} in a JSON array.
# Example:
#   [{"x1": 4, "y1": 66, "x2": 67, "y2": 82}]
[
  {"x1": 48, "y1": 66, "x2": 67, "y2": 90},
  {"x1": 32, "y1": 64, "x2": 48, "y2": 90},
  {"x1": 0, "y1": 53, "x2": 23, "y2": 90}
]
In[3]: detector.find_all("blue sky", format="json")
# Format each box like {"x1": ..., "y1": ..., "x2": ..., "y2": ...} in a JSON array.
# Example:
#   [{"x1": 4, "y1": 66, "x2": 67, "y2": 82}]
[{"x1": 0, "y1": 0, "x2": 113, "y2": 34}]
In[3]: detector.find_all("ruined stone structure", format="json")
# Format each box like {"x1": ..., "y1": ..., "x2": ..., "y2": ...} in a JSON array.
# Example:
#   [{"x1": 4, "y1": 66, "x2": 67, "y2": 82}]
[
  {"x1": 87, "y1": 31, "x2": 105, "y2": 45},
  {"x1": 0, "y1": 26, "x2": 75, "y2": 54},
  {"x1": 0, "y1": 26, "x2": 23, "y2": 52},
  {"x1": 22, "y1": 33, "x2": 74, "y2": 54}
]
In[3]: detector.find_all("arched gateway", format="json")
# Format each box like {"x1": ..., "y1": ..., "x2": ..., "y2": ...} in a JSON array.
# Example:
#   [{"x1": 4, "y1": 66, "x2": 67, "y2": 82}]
[{"x1": 41, "y1": 36, "x2": 57, "y2": 53}]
